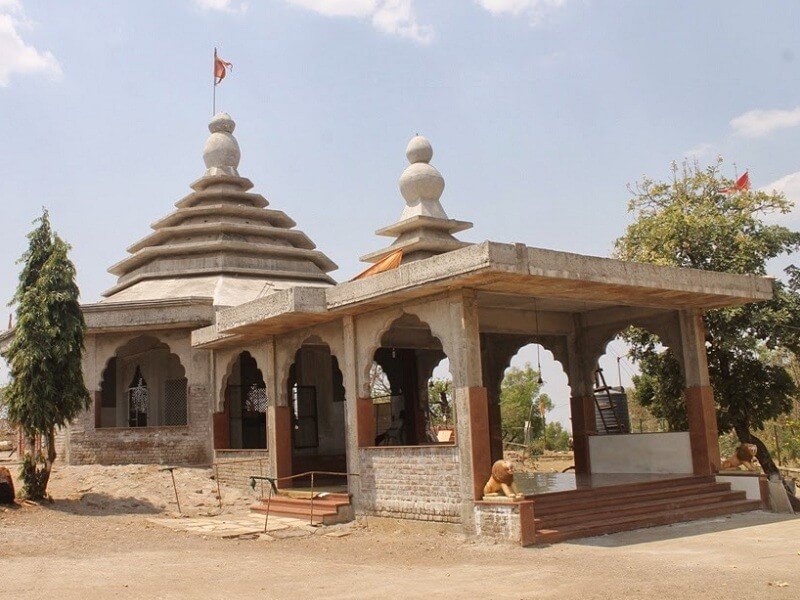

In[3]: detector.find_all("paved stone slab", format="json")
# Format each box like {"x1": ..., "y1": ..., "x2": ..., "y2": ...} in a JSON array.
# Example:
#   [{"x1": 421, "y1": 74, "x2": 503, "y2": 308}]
[{"x1": 147, "y1": 513, "x2": 315, "y2": 539}]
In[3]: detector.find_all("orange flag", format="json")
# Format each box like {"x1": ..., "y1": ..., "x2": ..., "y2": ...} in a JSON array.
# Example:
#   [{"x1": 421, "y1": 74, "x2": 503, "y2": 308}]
[
  {"x1": 352, "y1": 249, "x2": 403, "y2": 281},
  {"x1": 214, "y1": 50, "x2": 232, "y2": 85}
]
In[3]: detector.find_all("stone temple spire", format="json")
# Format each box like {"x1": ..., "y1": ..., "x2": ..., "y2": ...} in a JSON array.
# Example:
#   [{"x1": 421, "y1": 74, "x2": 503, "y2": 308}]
[
  {"x1": 360, "y1": 135, "x2": 472, "y2": 265},
  {"x1": 103, "y1": 113, "x2": 337, "y2": 305},
  {"x1": 203, "y1": 113, "x2": 241, "y2": 178}
]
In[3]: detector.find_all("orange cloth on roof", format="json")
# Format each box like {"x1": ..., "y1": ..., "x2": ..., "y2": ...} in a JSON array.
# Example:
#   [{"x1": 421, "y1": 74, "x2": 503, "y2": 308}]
[{"x1": 352, "y1": 249, "x2": 403, "y2": 281}]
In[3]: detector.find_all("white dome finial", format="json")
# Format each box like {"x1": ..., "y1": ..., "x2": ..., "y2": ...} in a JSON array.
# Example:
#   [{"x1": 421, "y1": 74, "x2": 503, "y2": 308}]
[
  {"x1": 203, "y1": 112, "x2": 240, "y2": 177},
  {"x1": 399, "y1": 135, "x2": 445, "y2": 207},
  {"x1": 406, "y1": 135, "x2": 433, "y2": 164}
]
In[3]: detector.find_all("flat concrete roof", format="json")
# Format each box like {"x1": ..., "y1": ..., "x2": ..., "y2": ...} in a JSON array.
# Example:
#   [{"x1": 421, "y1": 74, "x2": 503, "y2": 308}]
[
  {"x1": 193, "y1": 241, "x2": 773, "y2": 348},
  {"x1": 82, "y1": 296, "x2": 216, "y2": 333}
]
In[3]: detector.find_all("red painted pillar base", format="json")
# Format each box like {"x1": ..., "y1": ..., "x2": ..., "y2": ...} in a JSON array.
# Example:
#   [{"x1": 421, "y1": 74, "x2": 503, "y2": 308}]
[
  {"x1": 570, "y1": 395, "x2": 596, "y2": 476},
  {"x1": 684, "y1": 385, "x2": 720, "y2": 475},
  {"x1": 274, "y1": 405, "x2": 293, "y2": 488},
  {"x1": 356, "y1": 397, "x2": 376, "y2": 448},
  {"x1": 466, "y1": 387, "x2": 492, "y2": 501}
]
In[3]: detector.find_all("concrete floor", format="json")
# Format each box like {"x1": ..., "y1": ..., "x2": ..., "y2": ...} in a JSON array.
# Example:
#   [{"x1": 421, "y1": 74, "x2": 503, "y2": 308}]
[{"x1": 2, "y1": 503, "x2": 797, "y2": 599}]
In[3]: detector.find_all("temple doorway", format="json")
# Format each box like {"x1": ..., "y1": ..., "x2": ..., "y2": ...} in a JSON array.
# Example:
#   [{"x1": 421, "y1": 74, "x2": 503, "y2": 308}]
[
  {"x1": 215, "y1": 351, "x2": 268, "y2": 450},
  {"x1": 287, "y1": 338, "x2": 347, "y2": 479}
]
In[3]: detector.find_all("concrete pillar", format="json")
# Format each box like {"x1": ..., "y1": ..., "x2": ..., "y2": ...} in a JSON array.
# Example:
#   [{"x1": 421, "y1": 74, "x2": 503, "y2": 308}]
[
  {"x1": 342, "y1": 316, "x2": 366, "y2": 506},
  {"x1": 678, "y1": 310, "x2": 720, "y2": 475},
  {"x1": 264, "y1": 337, "x2": 291, "y2": 484},
  {"x1": 449, "y1": 291, "x2": 491, "y2": 527}
]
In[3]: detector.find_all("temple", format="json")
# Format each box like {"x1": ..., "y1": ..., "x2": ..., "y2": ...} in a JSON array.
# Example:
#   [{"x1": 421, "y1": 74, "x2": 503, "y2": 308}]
[{"x1": 0, "y1": 113, "x2": 775, "y2": 543}]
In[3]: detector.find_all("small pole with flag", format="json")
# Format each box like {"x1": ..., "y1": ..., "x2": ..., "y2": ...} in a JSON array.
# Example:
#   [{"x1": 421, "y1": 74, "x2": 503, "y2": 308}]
[{"x1": 212, "y1": 48, "x2": 233, "y2": 115}]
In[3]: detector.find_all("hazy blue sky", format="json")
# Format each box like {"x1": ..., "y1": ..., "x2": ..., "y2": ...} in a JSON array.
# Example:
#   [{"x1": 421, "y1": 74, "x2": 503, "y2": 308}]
[{"x1": 2, "y1": 0, "x2": 800, "y2": 427}]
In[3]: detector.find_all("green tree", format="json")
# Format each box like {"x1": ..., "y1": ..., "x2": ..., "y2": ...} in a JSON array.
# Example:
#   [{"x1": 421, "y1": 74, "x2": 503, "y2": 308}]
[
  {"x1": 427, "y1": 377, "x2": 453, "y2": 427},
  {"x1": 2, "y1": 211, "x2": 90, "y2": 499},
  {"x1": 544, "y1": 421, "x2": 571, "y2": 451},
  {"x1": 500, "y1": 363, "x2": 551, "y2": 444},
  {"x1": 615, "y1": 159, "x2": 800, "y2": 477}
]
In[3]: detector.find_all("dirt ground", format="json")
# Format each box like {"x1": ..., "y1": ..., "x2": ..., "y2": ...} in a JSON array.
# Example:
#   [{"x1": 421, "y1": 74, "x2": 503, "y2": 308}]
[{"x1": 1, "y1": 463, "x2": 799, "y2": 599}]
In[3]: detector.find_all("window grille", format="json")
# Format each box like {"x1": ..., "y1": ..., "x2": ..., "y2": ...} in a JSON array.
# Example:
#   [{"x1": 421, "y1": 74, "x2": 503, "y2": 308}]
[
  {"x1": 164, "y1": 378, "x2": 188, "y2": 426},
  {"x1": 245, "y1": 384, "x2": 268, "y2": 413},
  {"x1": 128, "y1": 367, "x2": 149, "y2": 427}
]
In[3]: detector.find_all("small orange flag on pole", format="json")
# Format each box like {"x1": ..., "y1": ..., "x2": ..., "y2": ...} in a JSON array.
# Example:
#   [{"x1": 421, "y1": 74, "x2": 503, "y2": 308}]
[{"x1": 212, "y1": 48, "x2": 233, "y2": 114}]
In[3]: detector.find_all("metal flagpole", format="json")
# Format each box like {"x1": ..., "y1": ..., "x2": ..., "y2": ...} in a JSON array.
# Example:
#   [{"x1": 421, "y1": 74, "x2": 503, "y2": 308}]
[{"x1": 212, "y1": 47, "x2": 217, "y2": 115}]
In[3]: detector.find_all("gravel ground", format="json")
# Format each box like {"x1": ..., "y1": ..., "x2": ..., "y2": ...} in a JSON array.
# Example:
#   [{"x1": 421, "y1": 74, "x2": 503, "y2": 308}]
[{"x1": 1, "y1": 464, "x2": 799, "y2": 599}]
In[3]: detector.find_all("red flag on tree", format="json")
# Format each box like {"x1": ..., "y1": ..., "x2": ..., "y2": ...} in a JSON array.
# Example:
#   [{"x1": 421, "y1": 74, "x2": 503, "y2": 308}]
[{"x1": 721, "y1": 171, "x2": 751, "y2": 193}]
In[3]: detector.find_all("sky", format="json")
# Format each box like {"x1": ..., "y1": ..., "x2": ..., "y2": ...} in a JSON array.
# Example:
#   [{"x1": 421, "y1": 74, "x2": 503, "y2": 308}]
[{"x1": 2, "y1": 0, "x2": 800, "y2": 429}]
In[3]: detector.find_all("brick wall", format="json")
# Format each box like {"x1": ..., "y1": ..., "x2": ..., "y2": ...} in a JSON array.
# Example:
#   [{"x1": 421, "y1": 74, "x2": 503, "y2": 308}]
[
  {"x1": 67, "y1": 385, "x2": 212, "y2": 465},
  {"x1": 358, "y1": 445, "x2": 462, "y2": 523},
  {"x1": 213, "y1": 450, "x2": 270, "y2": 491}
]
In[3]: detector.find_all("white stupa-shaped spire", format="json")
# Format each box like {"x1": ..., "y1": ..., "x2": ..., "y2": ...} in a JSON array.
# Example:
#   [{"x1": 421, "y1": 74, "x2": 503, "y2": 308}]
[
  {"x1": 103, "y1": 113, "x2": 337, "y2": 304},
  {"x1": 360, "y1": 134, "x2": 472, "y2": 265},
  {"x1": 398, "y1": 136, "x2": 447, "y2": 220},
  {"x1": 203, "y1": 113, "x2": 241, "y2": 177}
]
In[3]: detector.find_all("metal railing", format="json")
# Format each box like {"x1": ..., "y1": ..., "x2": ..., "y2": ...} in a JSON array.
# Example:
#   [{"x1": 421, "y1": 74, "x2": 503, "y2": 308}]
[{"x1": 249, "y1": 470, "x2": 360, "y2": 532}]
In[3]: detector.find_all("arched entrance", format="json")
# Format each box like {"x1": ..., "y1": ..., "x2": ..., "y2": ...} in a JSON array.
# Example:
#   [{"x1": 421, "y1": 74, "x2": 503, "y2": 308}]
[
  {"x1": 215, "y1": 351, "x2": 267, "y2": 449},
  {"x1": 368, "y1": 313, "x2": 452, "y2": 446},
  {"x1": 97, "y1": 336, "x2": 188, "y2": 428},
  {"x1": 286, "y1": 338, "x2": 347, "y2": 476}
]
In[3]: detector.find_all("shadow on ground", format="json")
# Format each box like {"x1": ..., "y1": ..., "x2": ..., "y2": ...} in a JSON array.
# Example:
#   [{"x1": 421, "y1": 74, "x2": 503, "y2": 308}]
[{"x1": 41, "y1": 492, "x2": 163, "y2": 516}]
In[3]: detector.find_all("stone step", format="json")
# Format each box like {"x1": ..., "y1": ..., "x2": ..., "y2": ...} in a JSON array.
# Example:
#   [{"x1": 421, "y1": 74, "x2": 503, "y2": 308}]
[
  {"x1": 535, "y1": 489, "x2": 747, "y2": 528},
  {"x1": 533, "y1": 482, "x2": 733, "y2": 516},
  {"x1": 251, "y1": 493, "x2": 354, "y2": 526},
  {"x1": 529, "y1": 475, "x2": 714, "y2": 506},
  {"x1": 534, "y1": 499, "x2": 760, "y2": 544}
]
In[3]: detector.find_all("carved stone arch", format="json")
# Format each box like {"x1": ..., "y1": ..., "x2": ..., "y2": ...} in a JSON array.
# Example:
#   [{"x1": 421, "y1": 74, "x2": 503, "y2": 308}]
[
  {"x1": 356, "y1": 308, "x2": 405, "y2": 397},
  {"x1": 581, "y1": 313, "x2": 686, "y2": 390},
  {"x1": 402, "y1": 304, "x2": 456, "y2": 370},
  {"x1": 482, "y1": 333, "x2": 573, "y2": 397},
  {"x1": 277, "y1": 329, "x2": 345, "y2": 407},
  {"x1": 98, "y1": 335, "x2": 187, "y2": 389},
  {"x1": 362, "y1": 311, "x2": 450, "y2": 398},
  {"x1": 97, "y1": 335, "x2": 188, "y2": 428},
  {"x1": 217, "y1": 348, "x2": 265, "y2": 413}
]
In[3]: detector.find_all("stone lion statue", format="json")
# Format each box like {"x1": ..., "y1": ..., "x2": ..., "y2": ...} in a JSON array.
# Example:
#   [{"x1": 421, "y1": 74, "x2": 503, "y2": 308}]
[
  {"x1": 721, "y1": 443, "x2": 759, "y2": 472},
  {"x1": 0, "y1": 466, "x2": 15, "y2": 504},
  {"x1": 483, "y1": 460, "x2": 524, "y2": 500}
]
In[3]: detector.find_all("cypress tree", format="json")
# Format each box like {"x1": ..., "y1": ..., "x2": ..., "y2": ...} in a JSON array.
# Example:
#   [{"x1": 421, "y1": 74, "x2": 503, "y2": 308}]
[{"x1": 2, "y1": 211, "x2": 90, "y2": 499}]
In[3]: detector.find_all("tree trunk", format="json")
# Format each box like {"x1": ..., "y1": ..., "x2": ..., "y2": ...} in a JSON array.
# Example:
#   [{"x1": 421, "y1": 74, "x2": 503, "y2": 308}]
[
  {"x1": 46, "y1": 427, "x2": 57, "y2": 464},
  {"x1": 734, "y1": 422, "x2": 800, "y2": 511},
  {"x1": 733, "y1": 423, "x2": 778, "y2": 476}
]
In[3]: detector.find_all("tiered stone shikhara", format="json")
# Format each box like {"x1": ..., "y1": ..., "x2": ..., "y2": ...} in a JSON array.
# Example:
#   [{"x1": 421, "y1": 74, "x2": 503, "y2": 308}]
[
  {"x1": 103, "y1": 113, "x2": 337, "y2": 306},
  {"x1": 361, "y1": 135, "x2": 472, "y2": 265}
]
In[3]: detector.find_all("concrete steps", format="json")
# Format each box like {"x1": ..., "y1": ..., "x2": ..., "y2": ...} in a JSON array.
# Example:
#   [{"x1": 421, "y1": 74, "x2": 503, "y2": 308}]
[
  {"x1": 530, "y1": 477, "x2": 761, "y2": 544},
  {"x1": 251, "y1": 492, "x2": 353, "y2": 526}
]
